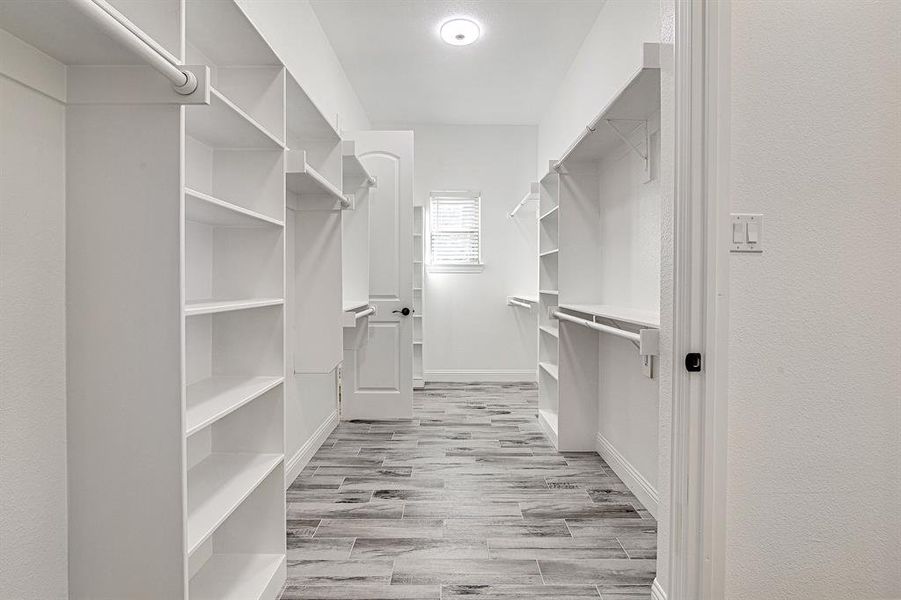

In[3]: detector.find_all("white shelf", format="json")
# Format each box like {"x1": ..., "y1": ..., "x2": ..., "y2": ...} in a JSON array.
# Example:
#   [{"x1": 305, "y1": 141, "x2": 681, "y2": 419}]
[
  {"x1": 185, "y1": 298, "x2": 284, "y2": 316},
  {"x1": 540, "y1": 324, "x2": 559, "y2": 338},
  {"x1": 342, "y1": 140, "x2": 375, "y2": 190},
  {"x1": 539, "y1": 205, "x2": 559, "y2": 220},
  {"x1": 539, "y1": 249, "x2": 559, "y2": 258},
  {"x1": 185, "y1": 188, "x2": 283, "y2": 228},
  {"x1": 558, "y1": 304, "x2": 660, "y2": 329},
  {"x1": 186, "y1": 0, "x2": 280, "y2": 67},
  {"x1": 286, "y1": 71, "x2": 340, "y2": 142},
  {"x1": 413, "y1": 341, "x2": 423, "y2": 345},
  {"x1": 285, "y1": 150, "x2": 345, "y2": 202},
  {"x1": 187, "y1": 452, "x2": 282, "y2": 554},
  {"x1": 539, "y1": 289, "x2": 559, "y2": 296},
  {"x1": 190, "y1": 553, "x2": 285, "y2": 600},
  {"x1": 539, "y1": 362, "x2": 559, "y2": 380},
  {"x1": 187, "y1": 88, "x2": 284, "y2": 150},
  {"x1": 414, "y1": 287, "x2": 423, "y2": 292},
  {"x1": 342, "y1": 300, "x2": 370, "y2": 313},
  {"x1": 559, "y1": 44, "x2": 661, "y2": 165},
  {"x1": 510, "y1": 294, "x2": 538, "y2": 304},
  {"x1": 186, "y1": 376, "x2": 284, "y2": 437}
]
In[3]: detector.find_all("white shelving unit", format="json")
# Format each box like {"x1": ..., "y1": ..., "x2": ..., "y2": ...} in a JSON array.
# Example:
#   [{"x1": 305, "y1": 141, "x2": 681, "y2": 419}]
[
  {"x1": 413, "y1": 205, "x2": 425, "y2": 388},
  {"x1": 537, "y1": 42, "x2": 662, "y2": 452},
  {"x1": 537, "y1": 165, "x2": 561, "y2": 445},
  {"x1": 183, "y1": 2, "x2": 287, "y2": 596},
  {"x1": 3, "y1": 1, "x2": 297, "y2": 596},
  {"x1": 341, "y1": 138, "x2": 377, "y2": 414}
]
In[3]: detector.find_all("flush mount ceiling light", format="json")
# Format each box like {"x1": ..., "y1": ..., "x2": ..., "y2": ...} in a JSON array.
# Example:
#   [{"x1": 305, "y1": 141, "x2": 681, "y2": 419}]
[{"x1": 440, "y1": 18, "x2": 481, "y2": 46}]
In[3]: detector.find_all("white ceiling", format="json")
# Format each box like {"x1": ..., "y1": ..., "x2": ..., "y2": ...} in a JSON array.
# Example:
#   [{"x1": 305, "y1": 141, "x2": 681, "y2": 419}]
[{"x1": 309, "y1": 0, "x2": 605, "y2": 126}]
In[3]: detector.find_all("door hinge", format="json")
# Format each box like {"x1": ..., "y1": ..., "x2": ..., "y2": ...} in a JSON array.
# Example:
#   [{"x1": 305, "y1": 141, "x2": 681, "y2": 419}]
[{"x1": 685, "y1": 352, "x2": 702, "y2": 372}]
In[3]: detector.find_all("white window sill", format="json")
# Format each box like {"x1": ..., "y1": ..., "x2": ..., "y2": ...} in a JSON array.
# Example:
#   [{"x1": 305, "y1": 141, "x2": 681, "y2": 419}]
[{"x1": 427, "y1": 263, "x2": 485, "y2": 274}]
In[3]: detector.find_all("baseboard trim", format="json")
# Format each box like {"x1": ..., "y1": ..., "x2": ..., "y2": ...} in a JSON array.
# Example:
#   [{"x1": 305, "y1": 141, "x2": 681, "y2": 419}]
[
  {"x1": 284, "y1": 410, "x2": 339, "y2": 489},
  {"x1": 651, "y1": 578, "x2": 667, "y2": 600},
  {"x1": 595, "y1": 432, "x2": 659, "y2": 518},
  {"x1": 425, "y1": 369, "x2": 537, "y2": 383}
]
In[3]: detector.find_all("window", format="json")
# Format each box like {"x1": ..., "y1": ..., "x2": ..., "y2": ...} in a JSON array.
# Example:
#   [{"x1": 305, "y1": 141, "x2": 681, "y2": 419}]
[{"x1": 428, "y1": 191, "x2": 483, "y2": 272}]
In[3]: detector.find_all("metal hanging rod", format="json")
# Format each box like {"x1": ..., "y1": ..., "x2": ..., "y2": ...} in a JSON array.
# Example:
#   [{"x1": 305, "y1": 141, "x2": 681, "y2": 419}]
[
  {"x1": 552, "y1": 310, "x2": 659, "y2": 356},
  {"x1": 70, "y1": 0, "x2": 198, "y2": 95},
  {"x1": 354, "y1": 306, "x2": 376, "y2": 320},
  {"x1": 508, "y1": 190, "x2": 537, "y2": 218},
  {"x1": 507, "y1": 298, "x2": 532, "y2": 309}
]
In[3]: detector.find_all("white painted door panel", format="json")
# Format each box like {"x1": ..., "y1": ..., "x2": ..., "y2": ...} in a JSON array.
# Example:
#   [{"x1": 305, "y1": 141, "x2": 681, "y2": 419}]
[{"x1": 342, "y1": 131, "x2": 413, "y2": 419}]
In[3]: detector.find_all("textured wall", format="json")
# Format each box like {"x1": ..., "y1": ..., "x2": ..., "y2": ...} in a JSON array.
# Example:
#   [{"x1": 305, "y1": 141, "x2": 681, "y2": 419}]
[
  {"x1": 0, "y1": 35, "x2": 68, "y2": 598},
  {"x1": 726, "y1": 1, "x2": 901, "y2": 598},
  {"x1": 536, "y1": 0, "x2": 660, "y2": 178}
]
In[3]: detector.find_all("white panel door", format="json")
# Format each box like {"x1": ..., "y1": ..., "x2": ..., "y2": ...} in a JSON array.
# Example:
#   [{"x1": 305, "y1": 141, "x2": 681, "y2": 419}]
[{"x1": 343, "y1": 131, "x2": 414, "y2": 419}]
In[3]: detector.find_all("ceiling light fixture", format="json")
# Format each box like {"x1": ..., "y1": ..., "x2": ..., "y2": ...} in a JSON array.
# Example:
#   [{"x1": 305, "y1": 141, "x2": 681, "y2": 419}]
[{"x1": 439, "y1": 18, "x2": 481, "y2": 46}]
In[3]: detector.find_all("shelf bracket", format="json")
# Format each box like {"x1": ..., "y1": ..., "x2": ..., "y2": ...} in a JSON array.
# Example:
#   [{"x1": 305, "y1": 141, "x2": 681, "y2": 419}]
[{"x1": 605, "y1": 118, "x2": 651, "y2": 183}]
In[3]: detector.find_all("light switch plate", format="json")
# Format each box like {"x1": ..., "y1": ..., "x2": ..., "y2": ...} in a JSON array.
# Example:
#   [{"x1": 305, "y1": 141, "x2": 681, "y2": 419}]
[{"x1": 731, "y1": 213, "x2": 763, "y2": 252}]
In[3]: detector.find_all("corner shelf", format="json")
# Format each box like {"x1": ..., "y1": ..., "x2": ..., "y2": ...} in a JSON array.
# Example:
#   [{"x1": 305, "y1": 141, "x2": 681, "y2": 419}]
[
  {"x1": 539, "y1": 249, "x2": 559, "y2": 258},
  {"x1": 185, "y1": 188, "x2": 284, "y2": 228},
  {"x1": 187, "y1": 88, "x2": 284, "y2": 150},
  {"x1": 185, "y1": 298, "x2": 284, "y2": 317},
  {"x1": 539, "y1": 289, "x2": 559, "y2": 296},
  {"x1": 540, "y1": 324, "x2": 559, "y2": 338},
  {"x1": 539, "y1": 361, "x2": 559, "y2": 380},
  {"x1": 187, "y1": 452, "x2": 283, "y2": 554},
  {"x1": 186, "y1": 376, "x2": 284, "y2": 437}
]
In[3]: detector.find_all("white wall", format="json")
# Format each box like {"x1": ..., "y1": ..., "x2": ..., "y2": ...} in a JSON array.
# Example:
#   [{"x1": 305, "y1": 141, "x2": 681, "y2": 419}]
[
  {"x1": 589, "y1": 116, "x2": 662, "y2": 509},
  {"x1": 383, "y1": 124, "x2": 538, "y2": 382},
  {"x1": 536, "y1": 0, "x2": 660, "y2": 177},
  {"x1": 726, "y1": 2, "x2": 901, "y2": 598},
  {"x1": 0, "y1": 30, "x2": 68, "y2": 599},
  {"x1": 239, "y1": 0, "x2": 371, "y2": 131}
]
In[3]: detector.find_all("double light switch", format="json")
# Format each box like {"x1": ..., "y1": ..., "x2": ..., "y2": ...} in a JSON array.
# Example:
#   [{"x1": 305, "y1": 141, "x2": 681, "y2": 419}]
[{"x1": 731, "y1": 213, "x2": 763, "y2": 252}]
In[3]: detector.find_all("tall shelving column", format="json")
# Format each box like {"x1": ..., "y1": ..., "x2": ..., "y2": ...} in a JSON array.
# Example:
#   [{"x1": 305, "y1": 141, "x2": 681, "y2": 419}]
[
  {"x1": 183, "y1": 1, "x2": 287, "y2": 597},
  {"x1": 413, "y1": 205, "x2": 426, "y2": 389},
  {"x1": 537, "y1": 164, "x2": 560, "y2": 447},
  {"x1": 554, "y1": 42, "x2": 662, "y2": 453}
]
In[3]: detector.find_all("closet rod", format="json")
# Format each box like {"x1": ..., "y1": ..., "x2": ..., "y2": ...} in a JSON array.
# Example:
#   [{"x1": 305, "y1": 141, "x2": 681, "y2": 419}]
[
  {"x1": 553, "y1": 310, "x2": 641, "y2": 343},
  {"x1": 508, "y1": 191, "x2": 535, "y2": 218},
  {"x1": 508, "y1": 298, "x2": 532, "y2": 309},
  {"x1": 70, "y1": 0, "x2": 198, "y2": 94},
  {"x1": 355, "y1": 306, "x2": 376, "y2": 320}
]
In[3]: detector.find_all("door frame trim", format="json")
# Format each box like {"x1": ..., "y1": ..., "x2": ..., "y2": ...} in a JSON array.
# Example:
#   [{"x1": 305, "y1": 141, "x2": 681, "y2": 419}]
[{"x1": 666, "y1": 1, "x2": 731, "y2": 598}]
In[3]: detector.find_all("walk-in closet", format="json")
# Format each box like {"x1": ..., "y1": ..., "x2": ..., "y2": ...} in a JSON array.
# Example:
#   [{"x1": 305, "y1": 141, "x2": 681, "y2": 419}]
[{"x1": 3, "y1": 1, "x2": 900, "y2": 600}]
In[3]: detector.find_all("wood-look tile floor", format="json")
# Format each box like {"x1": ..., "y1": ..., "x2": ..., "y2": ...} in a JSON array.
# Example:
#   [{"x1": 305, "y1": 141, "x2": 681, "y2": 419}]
[{"x1": 281, "y1": 383, "x2": 657, "y2": 600}]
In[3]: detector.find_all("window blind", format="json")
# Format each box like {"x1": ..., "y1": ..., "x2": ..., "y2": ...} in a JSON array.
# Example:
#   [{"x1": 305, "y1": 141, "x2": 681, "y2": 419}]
[{"x1": 429, "y1": 195, "x2": 481, "y2": 265}]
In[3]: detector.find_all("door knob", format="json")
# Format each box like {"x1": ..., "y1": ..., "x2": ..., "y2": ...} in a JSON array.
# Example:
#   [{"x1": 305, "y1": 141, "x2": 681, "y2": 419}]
[{"x1": 392, "y1": 307, "x2": 413, "y2": 316}]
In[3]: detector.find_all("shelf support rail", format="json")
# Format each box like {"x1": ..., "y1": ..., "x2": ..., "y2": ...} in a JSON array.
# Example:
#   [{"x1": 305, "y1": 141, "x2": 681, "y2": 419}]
[
  {"x1": 508, "y1": 190, "x2": 537, "y2": 218},
  {"x1": 552, "y1": 310, "x2": 659, "y2": 357},
  {"x1": 70, "y1": 0, "x2": 198, "y2": 95},
  {"x1": 507, "y1": 297, "x2": 533, "y2": 309},
  {"x1": 354, "y1": 306, "x2": 376, "y2": 320}
]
